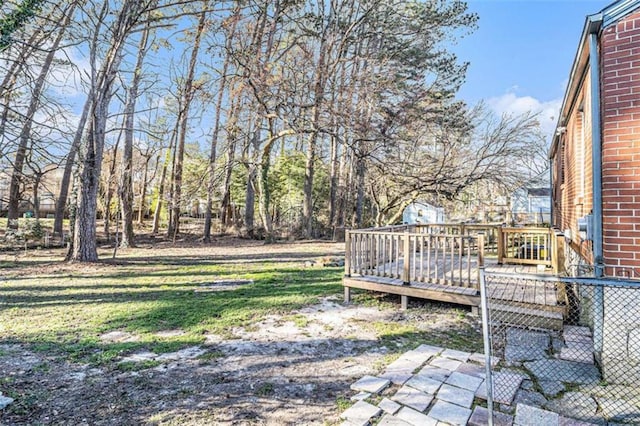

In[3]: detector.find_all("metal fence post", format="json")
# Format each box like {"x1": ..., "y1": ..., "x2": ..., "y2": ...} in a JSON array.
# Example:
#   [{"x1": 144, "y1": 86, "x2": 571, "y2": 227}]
[
  {"x1": 479, "y1": 267, "x2": 494, "y2": 426},
  {"x1": 477, "y1": 233, "x2": 485, "y2": 287}
]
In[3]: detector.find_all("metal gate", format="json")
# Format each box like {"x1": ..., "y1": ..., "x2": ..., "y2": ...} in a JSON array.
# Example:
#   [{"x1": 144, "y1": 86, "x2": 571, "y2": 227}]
[{"x1": 479, "y1": 269, "x2": 640, "y2": 425}]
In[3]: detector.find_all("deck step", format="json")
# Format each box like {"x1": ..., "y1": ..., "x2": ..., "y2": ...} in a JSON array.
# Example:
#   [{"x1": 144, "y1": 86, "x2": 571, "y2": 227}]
[
  {"x1": 490, "y1": 302, "x2": 564, "y2": 331},
  {"x1": 488, "y1": 297, "x2": 566, "y2": 315}
]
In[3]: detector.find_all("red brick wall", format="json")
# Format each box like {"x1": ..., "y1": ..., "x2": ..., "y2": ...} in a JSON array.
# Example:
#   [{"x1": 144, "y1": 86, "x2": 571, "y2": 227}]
[
  {"x1": 552, "y1": 76, "x2": 594, "y2": 265},
  {"x1": 601, "y1": 11, "x2": 640, "y2": 278}
]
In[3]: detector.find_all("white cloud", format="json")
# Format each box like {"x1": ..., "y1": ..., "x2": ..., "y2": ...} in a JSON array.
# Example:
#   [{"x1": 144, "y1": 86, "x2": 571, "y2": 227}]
[{"x1": 487, "y1": 91, "x2": 562, "y2": 143}]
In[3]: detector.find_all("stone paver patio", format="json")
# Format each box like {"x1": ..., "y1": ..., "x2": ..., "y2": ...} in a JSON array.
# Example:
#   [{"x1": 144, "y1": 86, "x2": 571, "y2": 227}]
[
  {"x1": 340, "y1": 344, "x2": 513, "y2": 425},
  {"x1": 339, "y1": 339, "x2": 617, "y2": 425}
]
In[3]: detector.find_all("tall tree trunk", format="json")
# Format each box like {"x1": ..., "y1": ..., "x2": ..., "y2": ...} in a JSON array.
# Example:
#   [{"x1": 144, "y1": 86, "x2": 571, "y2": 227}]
[
  {"x1": 72, "y1": 0, "x2": 143, "y2": 261},
  {"x1": 328, "y1": 49, "x2": 348, "y2": 231},
  {"x1": 219, "y1": 143, "x2": 234, "y2": 228},
  {"x1": 202, "y1": 133, "x2": 218, "y2": 242},
  {"x1": 152, "y1": 123, "x2": 178, "y2": 234},
  {"x1": 103, "y1": 127, "x2": 123, "y2": 239},
  {"x1": 220, "y1": 87, "x2": 241, "y2": 229},
  {"x1": 302, "y1": 9, "x2": 330, "y2": 239},
  {"x1": 54, "y1": 96, "x2": 91, "y2": 238},
  {"x1": 6, "y1": 3, "x2": 75, "y2": 228},
  {"x1": 168, "y1": 3, "x2": 207, "y2": 239},
  {"x1": 336, "y1": 140, "x2": 350, "y2": 227},
  {"x1": 203, "y1": 6, "x2": 238, "y2": 242},
  {"x1": 257, "y1": 119, "x2": 275, "y2": 241},
  {"x1": 244, "y1": 126, "x2": 261, "y2": 237},
  {"x1": 329, "y1": 134, "x2": 339, "y2": 227},
  {"x1": 244, "y1": 164, "x2": 257, "y2": 238},
  {"x1": 74, "y1": 99, "x2": 110, "y2": 261},
  {"x1": 119, "y1": 19, "x2": 151, "y2": 248},
  {"x1": 137, "y1": 152, "x2": 154, "y2": 223},
  {"x1": 354, "y1": 154, "x2": 365, "y2": 227},
  {"x1": 32, "y1": 173, "x2": 42, "y2": 219}
]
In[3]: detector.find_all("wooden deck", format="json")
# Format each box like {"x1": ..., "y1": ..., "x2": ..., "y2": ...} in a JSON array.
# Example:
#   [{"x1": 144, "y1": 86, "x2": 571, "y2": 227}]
[
  {"x1": 344, "y1": 225, "x2": 567, "y2": 328},
  {"x1": 344, "y1": 259, "x2": 559, "y2": 310},
  {"x1": 485, "y1": 268, "x2": 558, "y2": 307},
  {"x1": 343, "y1": 275, "x2": 481, "y2": 307}
]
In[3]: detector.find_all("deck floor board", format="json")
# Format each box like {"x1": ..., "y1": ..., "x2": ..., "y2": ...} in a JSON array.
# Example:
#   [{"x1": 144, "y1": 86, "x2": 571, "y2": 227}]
[{"x1": 345, "y1": 257, "x2": 559, "y2": 309}]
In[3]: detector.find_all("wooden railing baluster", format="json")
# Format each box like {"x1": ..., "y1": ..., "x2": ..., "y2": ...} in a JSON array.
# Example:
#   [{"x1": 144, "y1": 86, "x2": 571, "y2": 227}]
[{"x1": 344, "y1": 224, "x2": 554, "y2": 289}]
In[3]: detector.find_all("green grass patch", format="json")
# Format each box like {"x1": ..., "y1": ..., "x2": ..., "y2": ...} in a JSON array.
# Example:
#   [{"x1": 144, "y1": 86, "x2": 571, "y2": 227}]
[
  {"x1": 197, "y1": 350, "x2": 225, "y2": 361},
  {"x1": 284, "y1": 313, "x2": 310, "y2": 328},
  {"x1": 368, "y1": 316, "x2": 483, "y2": 355},
  {"x1": 336, "y1": 395, "x2": 352, "y2": 411},
  {"x1": 373, "y1": 352, "x2": 403, "y2": 371},
  {"x1": 116, "y1": 360, "x2": 162, "y2": 372},
  {"x1": 351, "y1": 291, "x2": 399, "y2": 309},
  {"x1": 0, "y1": 248, "x2": 343, "y2": 367},
  {"x1": 254, "y1": 382, "x2": 274, "y2": 396}
]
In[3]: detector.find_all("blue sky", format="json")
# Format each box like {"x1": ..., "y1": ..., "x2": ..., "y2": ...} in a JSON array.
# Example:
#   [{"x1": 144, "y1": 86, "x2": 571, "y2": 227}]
[{"x1": 454, "y1": 0, "x2": 611, "y2": 139}]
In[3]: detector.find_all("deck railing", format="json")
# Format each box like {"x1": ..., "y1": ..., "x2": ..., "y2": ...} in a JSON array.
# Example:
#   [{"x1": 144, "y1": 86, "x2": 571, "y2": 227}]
[
  {"x1": 345, "y1": 226, "x2": 485, "y2": 289},
  {"x1": 497, "y1": 227, "x2": 554, "y2": 268},
  {"x1": 413, "y1": 223, "x2": 501, "y2": 255},
  {"x1": 345, "y1": 224, "x2": 563, "y2": 285}
]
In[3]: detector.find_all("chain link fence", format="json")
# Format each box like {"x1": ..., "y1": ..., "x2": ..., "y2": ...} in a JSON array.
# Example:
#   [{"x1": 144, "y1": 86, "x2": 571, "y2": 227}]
[{"x1": 480, "y1": 270, "x2": 640, "y2": 425}]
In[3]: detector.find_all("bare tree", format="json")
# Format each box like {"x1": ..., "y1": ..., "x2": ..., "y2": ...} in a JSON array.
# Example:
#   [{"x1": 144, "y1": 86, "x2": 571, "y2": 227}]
[
  {"x1": 71, "y1": 0, "x2": 155, "y2": 261},
  {"x1": 118, "y1": 14, "x2": 153, "y2": 248},
  {"x1": 167, "y1": 0, "x2": 208, "y2": 239},
  {"x1": 53, "y1": 97, "x2": 90, "y2": 238},
  {"x1": 6, "y1": 2, "x2": 76, "y2": 229},
  {"x1": 203, "y1": 4, "x2": 240, "y2": 242}
]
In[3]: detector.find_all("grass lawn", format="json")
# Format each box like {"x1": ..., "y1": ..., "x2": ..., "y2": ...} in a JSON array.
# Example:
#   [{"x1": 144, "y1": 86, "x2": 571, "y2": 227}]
[
  {"x1": 0, "y1": 238, "x2": 484, "y2": 424},
  {"x1": 0, "y1": 242, "x2": 344, "y2": 366}
]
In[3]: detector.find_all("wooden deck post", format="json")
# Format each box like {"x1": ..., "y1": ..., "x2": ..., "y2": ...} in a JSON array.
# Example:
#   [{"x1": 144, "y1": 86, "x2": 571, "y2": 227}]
[
  {"x1": 403, "y1": 231, "x2": 410, "y2": 285},
  {"x1": 497, "y1": 226, "x2": 504, "y2": 264},
  {"x1": 401, "y1": 295, "x2": 408, "y2": 310},
  {"x1": 552, "y1": 230, "x2": 566, "y2": 275},
  {"x1": 344, "y1": 230, "x2": 351, "y2": 277},
  {"x1": 553, "y1": 230, "x2": 568, "y2": 305},
  {"x1": 555, "y1": 231, "x2": 566, "y2": 275},
  {"x1": 344, "y1": 230, "x2": 352, "y2": 303},
  {"x1": 550, "y1": 229, "x2": 557, "y2": 272},
  {"x1": 344, "y1": 286, "x2": 351, "y2": 303}
]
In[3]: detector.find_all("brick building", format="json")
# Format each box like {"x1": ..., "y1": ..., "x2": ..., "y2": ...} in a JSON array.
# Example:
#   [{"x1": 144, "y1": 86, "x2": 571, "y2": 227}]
[{"x1": 550, "y1": 0, "x2": 640, "y2": 279}]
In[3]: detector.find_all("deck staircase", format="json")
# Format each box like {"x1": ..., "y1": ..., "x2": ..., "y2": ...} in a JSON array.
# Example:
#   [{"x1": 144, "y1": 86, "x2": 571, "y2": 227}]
[
  {"x1": 489, "y1": 301, "x2": 565, "y2": 331},
  {"x1": 484, "y1": 272, "x2": 568, "y2": 331}
]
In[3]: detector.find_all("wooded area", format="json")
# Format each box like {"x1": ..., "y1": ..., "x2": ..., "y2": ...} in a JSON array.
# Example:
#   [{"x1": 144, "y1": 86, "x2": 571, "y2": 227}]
[{"x1": 0, "y1": 0, "x2": 547, "y2": 261}]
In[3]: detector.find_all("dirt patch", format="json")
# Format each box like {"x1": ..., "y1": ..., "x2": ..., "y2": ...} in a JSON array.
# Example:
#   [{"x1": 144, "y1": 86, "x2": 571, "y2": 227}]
[
  {"x1": 0, "y1": 238, "x2": 481, "y2": 425},
  {"x1": 1, "y1": 300, "x2": 479, "y2": 425},
  {"x1": 195, "y1": 279, "x2": 254, "y2": 293},
  {"x1": 100, "y1": 331, "x2": 140, "y2": 344}
]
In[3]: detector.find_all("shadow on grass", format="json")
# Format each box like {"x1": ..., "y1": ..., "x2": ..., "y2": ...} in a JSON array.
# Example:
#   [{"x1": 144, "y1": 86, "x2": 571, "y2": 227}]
[
  {"x1": 1, "y1": 335, "x2": 377, "y2": 425},
  {"x1": 0, "y1": 259, "x2": 63, "y2": 270},
  {"x1": 99, "y1": 273, "x2": 344, "y2": 334},
  {"x1": 377, "y1": 326, "x2": 484, "y2": 354},
  {"x1": 0, "y1": 268, "x2": 345, "y2": 361},
  {"x1": 5, "y1": 328, "x2": 485, "y2": 424},
  {"x1": 2, "y1": 268, "x2": 241, "y2": 284},
  {"x1": 106, "y1": 251, "x2": 334, "y2": 266},
  {"x1": 0, "y1": 268, "x2": 342, "y2": 305}
]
